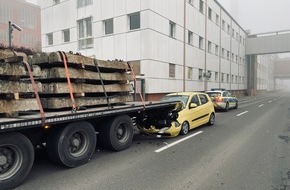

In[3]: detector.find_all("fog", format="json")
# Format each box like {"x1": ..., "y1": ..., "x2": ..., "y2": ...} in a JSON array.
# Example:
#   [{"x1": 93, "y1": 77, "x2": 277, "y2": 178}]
[
  {"x1": 218, "y1": 0, "x2": 290, "y2": 59},
  {"x1": 217, "y1": 0, "x2": 290, "y2": 34}
]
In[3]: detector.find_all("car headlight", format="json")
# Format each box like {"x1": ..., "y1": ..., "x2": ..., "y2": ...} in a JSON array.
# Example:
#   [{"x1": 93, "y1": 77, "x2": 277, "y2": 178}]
[{"x1": 172, "y1": 121, "x2": 180, "y2": 128}]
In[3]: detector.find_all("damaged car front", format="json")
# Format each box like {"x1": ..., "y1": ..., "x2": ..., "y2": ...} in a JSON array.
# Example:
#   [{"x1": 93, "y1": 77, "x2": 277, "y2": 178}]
[{"x1": 137, "y1": 95, "x2": 188, "y2": 137}]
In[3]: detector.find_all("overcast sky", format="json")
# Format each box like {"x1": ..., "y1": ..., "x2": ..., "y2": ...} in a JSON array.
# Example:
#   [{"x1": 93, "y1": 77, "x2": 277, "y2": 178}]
[{"x1": 217, "y1": 0, "x2": 290, "y2": 34}]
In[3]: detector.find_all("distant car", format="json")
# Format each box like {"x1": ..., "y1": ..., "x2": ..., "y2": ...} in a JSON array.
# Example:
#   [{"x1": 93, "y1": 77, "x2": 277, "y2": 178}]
[
  {"x1": 205, "y1": 88, "x2": 238, "y2": 111},
  {"x1": 138, "y1": 92, "x2": 215, "y2": 137}
]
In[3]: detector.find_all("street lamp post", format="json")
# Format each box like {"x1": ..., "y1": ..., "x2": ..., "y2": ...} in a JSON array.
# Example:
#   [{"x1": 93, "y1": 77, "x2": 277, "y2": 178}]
[{"x1": 8, "y1": 21, "x2": 23, "y2": 48}]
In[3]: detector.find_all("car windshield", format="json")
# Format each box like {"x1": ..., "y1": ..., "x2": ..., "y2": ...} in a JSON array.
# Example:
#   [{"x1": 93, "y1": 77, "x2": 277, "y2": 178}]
[
  {"x1": 206, "y1": 92, "x2": 221, "y2": 97},
  {"x1": 161, "y1": 95, "x2": 189, "y2": 109}
]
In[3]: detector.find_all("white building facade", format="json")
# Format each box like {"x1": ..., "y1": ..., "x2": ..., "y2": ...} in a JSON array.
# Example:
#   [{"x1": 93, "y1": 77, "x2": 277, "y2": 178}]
[
  {"x1": 256, "y1": 55, "x2": 276, "y2": 92},
  {"x1": 41, "y1": 0, "x2": 247, "y2": 100}
]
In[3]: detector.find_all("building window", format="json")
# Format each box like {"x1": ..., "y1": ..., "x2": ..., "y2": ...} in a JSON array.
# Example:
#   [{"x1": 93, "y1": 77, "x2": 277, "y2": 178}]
[
  {"x1": 215, "y1": 14, "x2": 220, "y2": 26},
  {"x1": 227, "y1": 51, "x2": 230, "y2": 60},
  {"x1": 222, "y1": 48, "x2": 225, "y2": 57},
  {"x1": 104, "y1": 19, "x2": 114, "y2": 35},
  {"x1": 53, "y1": 0, "x2": 60, "y2": 5},
  {"x1": 188, "y1": 67, "x2": 193, "y2": 80},
  {"x1": 47, "y1": 33, "x2": 53, "y2": 45},
  {"x1": 188, "y1": 31, "x2": 193, "y2": 44},
  {"x1": 198, "y1": 69, "x2": 203, "y2": 80},
  {"x1": 199, "y1": 36, "x2": 204, "y2": 49},
  {"x1": 169, "y1": 21, "x2": 176, "y2": 38},
  {"x1": 208, "y1": 7, "x2": 212, "y2": 20},
  {"x1": 208, "y1": 41, "x2": 212, "y2": 53},
  {"x1": 77, "y1": 0, "x2": 92, "y2": 8},
  {"x1": 236, "y1": 32, "x2": 239, "y2": 40},
  {"x1": 232, "y1": 29, "x2": 235, "y2": 38},
  {"x1": 232, "y1": 75, "x2": 234, "y2": 83},
  {"x1": 199, "y1": 0, "x2": 204, "y2": 13},
  {"x1": 232, "y1": 53, "x2": 235, "y2": 61},
  {"x1": 222, "y1": 20, "x2": 225, "y2": 30},
  {"x1": 236, "y1": 76, "x2": 238, "y2": 83},
  {"x1": 169, "y1": 64, "x2": 175, "y2": 78},
  {"x1": 227, "y1": 24, "x2": 230, "y2": 34},
  {"x1": 215, "y1": 72, "x2": 218, "y2": 82},
  {"x1": 129, "y1": 12, "x2": 140, "y2": 30},
  {"x1": 227, "y1": 74, "x2": 230, "y2": 83},
  {"x1": 188, "y1": 0, "x2": 193, "y2": 5},
  {"x1": 216, "y1": 14, "x2": 219, "y2": 25},
  {"x1": 63, "y1": 29, "x2": 70, "y2": 43},
  {"x1": 221, "y1": 73, "x2": 224, "y2": 82},
  {"x1": 77, "y1": 17, "x2": 93, "y2": 50},
  {"x1": 215, "y1": 45, "x2": 218, "y2": 55}
]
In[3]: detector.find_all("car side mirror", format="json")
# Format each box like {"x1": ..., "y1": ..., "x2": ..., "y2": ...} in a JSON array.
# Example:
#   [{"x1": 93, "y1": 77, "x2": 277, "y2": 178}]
[{"x1": 189, "y1": 103, "x2": 198, "y2": 109}]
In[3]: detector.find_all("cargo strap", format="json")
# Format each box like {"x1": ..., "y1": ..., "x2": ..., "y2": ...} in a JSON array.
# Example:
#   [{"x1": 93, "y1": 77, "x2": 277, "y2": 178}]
[
  {"x1": 59, "y1": 51, "x2": 77, "y2": 112},
  {"x1": 8, "y1": 49, "x2": 46, "y2": 126},
  {"x1": 127, "y1": 62, "x2": 145, "y2": 109},
  {"x1": 94, "y1": 59, "x2": 111, "y2": 108},
  {"x1": 23, "y1": 61, "x2": 46, "y2": 126}
]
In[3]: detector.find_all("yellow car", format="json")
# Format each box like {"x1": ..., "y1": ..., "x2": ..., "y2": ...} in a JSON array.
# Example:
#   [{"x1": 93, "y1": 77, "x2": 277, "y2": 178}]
[{"x1": 138, "y1": 92, "x2": 215, "y2": 137}]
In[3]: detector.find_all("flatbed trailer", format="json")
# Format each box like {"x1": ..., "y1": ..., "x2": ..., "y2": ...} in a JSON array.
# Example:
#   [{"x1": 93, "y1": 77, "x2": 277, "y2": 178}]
[{"x1": 0, "y1": 100, "x2": 179, "y2": 190}]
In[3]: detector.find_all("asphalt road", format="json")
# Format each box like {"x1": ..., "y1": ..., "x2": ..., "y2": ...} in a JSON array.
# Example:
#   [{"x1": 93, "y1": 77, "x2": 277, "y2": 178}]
[{"x1": 15, "y1": 92, "x2": 290, "y2": 190}]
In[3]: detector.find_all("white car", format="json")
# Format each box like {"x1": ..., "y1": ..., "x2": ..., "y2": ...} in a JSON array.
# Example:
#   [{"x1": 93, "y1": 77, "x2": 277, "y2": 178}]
[{"x1": 205, "y1": 89, "x2": 238, "y2": 112}]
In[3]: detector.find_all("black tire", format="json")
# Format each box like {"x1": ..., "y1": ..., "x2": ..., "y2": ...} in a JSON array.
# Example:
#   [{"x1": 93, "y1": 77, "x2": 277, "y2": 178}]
[
  {"x1": 0, "y1": 133, "x2": 34, "y2": 190},
  {"x1": 46, "y1": 121, "x2": 96, "y2": 168},
  {"x1": 99, "y1": 115, "x2": 133, "y2": 151},
  {"x1": 179, "y1": 121, "x2": 190, "y2": 135},
  {"x1": 224, "y1": 102, "x2": 229, "y2": 112},
  {"x1": 234, "y1": 102, "x2": 238, "y2": 109},
  {"x1": 208, "y1": 113, "x2": 215, "y2": 126}
]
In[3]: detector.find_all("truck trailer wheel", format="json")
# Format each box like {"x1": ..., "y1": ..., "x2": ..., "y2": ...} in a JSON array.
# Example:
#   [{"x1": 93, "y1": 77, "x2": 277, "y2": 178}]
[
  {"x1": 0, "y1": 132, "x2": 34, "y2": 190},
  {"x1": 99, "y1": 115, "x2": 133, "y2": 151},
  {"x1": 46, "y1": 121, "x2": 96, "y2": 168}
]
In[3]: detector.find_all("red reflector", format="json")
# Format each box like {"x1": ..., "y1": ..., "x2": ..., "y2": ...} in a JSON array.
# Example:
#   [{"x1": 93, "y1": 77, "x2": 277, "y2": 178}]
[{"x1": 215, "y1": 97, "x2": 223, "y2": 102}]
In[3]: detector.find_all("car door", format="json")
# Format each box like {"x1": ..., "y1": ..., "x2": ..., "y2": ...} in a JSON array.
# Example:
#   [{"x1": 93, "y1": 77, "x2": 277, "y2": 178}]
[
  {"x1": 197, "y1": 94, "x2": 212, "y2": 125},
  {"x1": 188, "y1": 94, "x2": 203, "y2": 129},
  {"x1": 227, "y1": 92, "x2": 236, "y2": 108}
]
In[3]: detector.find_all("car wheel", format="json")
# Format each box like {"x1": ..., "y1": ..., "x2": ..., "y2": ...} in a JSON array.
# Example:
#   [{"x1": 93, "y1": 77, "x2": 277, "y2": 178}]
[
  {"x1": 224, "y1": 102, "x2": 229, "y2": 112},
  {"x1": 179, "y1": 121, "x2": 189, "y2": 135},
  {"x1": 208, "y1": 113, "x2": 215, "y2": 126},
  {"x1": 234, "y1": 102, "x2": 238, "y2": 109}
]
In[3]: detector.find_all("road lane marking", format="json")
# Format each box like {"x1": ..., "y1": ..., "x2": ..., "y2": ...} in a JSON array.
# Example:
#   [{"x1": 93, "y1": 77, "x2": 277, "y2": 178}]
[
  {"x1": 237, "y1": 111, "x2": 248, "y2": 117},
  {"x1": 154, "y1": 131, "x2": 203, "y2": 153},
  {"x1": 258, "y1": 104, "x2": 264, "y2": 107}
]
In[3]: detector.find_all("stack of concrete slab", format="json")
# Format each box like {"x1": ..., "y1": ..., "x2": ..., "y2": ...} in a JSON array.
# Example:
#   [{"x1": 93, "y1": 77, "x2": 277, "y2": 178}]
[
  {"x1": 0, "y1": 49, "x2": 42, "y2": 116},
  {"x1": 31, "y1": 51, "x2": 133, "y2": 109},
  {"x1": 0, "y1": 49, "x2": 133, "y2": 116}
]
